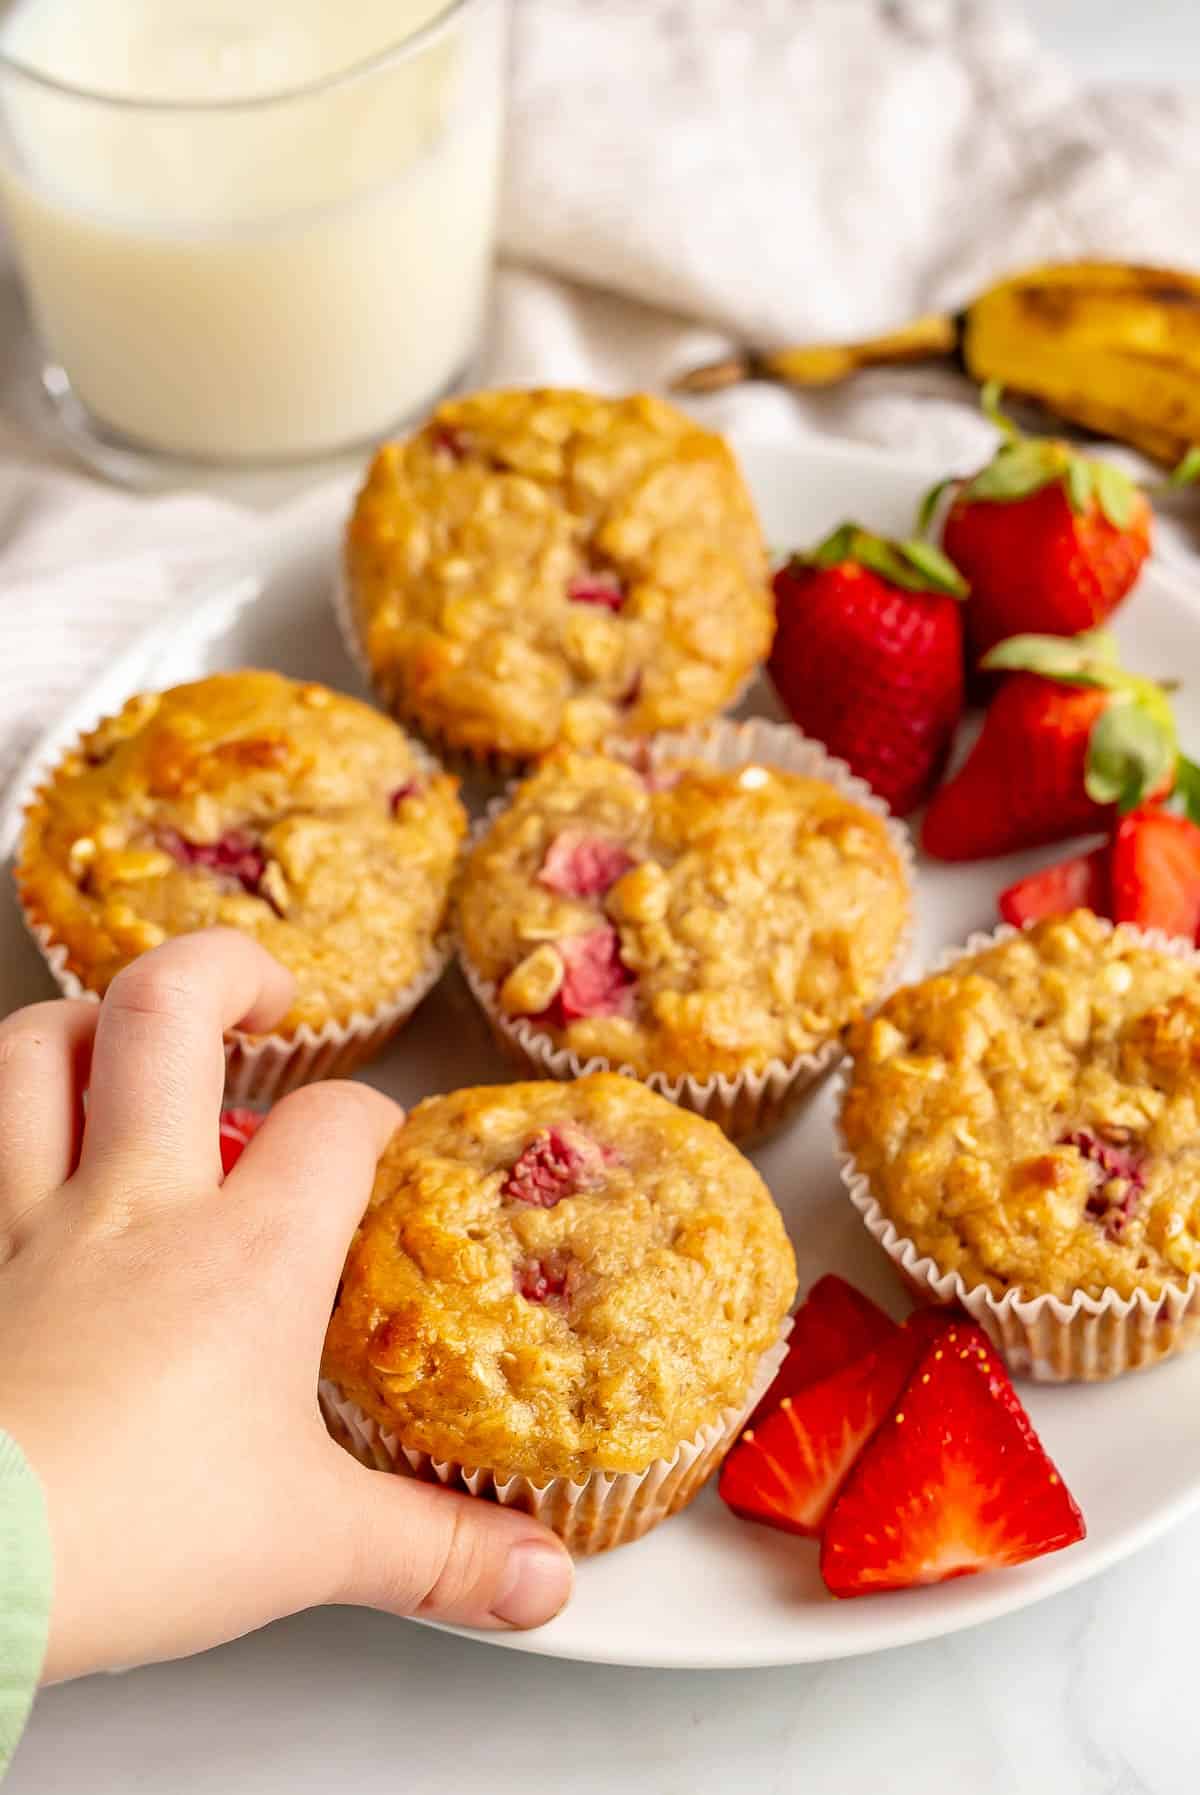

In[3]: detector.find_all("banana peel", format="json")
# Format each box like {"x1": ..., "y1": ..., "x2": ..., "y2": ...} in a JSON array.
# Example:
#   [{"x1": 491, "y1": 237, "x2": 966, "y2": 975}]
[{"x1": 673, "y1": 261, "x2": 1200, "y2": 468}]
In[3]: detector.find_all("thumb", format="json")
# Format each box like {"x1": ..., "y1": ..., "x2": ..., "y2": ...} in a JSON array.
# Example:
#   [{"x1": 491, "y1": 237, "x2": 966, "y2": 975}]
[{"x1": 328, "y1": 1456, "x2": 575, "y2": 1632}]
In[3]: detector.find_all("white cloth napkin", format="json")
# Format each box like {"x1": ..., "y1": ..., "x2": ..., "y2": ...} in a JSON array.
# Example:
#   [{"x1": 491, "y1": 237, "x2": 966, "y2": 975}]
[{"x1": 2, "y1": 0, "x2": 1199, "y2": 789}]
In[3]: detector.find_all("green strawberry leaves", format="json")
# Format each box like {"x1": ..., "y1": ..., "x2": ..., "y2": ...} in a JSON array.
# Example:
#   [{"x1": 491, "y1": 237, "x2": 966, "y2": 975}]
[
  {"x1": 806, "y1": 522, "x2": 967, "y2": 598},
  {"x1": 1164, "y1": 753, "x2": 1200, "y2": 826},
  {"x1": 982, "y1": 629, "x2": 1125, "y2": 689},
  {"x1": 983, "y1": 629, "x2": 1180, "y2": 814},
  {"x1": 1085, "y1": 700, "x2": 1176, "y2": 811},
  {"x1": 919, "y1": 385, "x2": 1142, "y2": 533}
]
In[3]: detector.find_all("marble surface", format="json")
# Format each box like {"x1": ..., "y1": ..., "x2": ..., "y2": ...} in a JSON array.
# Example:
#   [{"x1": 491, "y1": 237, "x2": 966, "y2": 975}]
[
  {"x1": 9, "y1": 5, "x2": 1200, "y2": 1793},
  {"x1": 12, "y1": 1518, "x2": 1200, "y2": 1794}
]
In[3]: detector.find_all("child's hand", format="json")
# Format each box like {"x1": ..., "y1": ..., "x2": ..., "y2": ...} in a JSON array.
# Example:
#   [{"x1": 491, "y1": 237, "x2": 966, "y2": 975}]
[{"x1": 0, "y1": 929, "x2": 573, "y2": 1683}]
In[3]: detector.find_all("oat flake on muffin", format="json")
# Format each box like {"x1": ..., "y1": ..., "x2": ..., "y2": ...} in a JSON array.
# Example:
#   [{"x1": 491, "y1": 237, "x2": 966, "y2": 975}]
[
  {"x1": 343, "y1": 388, "x2": 774, "y2": 763},
  {"x1": 841, "y1": 910, "x2": 1200, "y2": 1303},
  {"x1": 322, "y1": 1075, "x2": 797, "y2": 1485},
  {"x1": 17, "y1": 670, "x2": 466, "y2": 1034},
  {"x1": 457, "y1": 744, "x2": 910, "y2": 1085}
]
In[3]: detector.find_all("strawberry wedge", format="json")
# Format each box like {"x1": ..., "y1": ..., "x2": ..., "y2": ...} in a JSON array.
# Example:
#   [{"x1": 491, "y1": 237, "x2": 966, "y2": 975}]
[{"x1": 821, "y1": 1321, "x2": 1085, "y2": 1597}]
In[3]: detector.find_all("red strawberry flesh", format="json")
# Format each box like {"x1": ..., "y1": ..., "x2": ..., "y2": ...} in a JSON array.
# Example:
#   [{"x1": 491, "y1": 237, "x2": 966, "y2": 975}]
[
  {"x1": 998, "y1": 846, "x2": 1110, "y2": 928},
  {"x1": 1110, "y1": 807, "x2": 1200, "y2": 940},
  {"x1": 749, "y1": 1274, "x2": 899, "y2": 1427},
  {"x1": 538, "y1": 926, "x2": 636, "y2": 1025},
  {"x1": 721, "y1": 1327, "x2": 922, "y2": 1537},
  {"x1": 514, "y1": 1252, "x2": 573, "y2": 1305},
  {"x1": 502, "y1": 1126, "x2": 606, "y2": 1208},
  {"x1": 218, "y1": 1106, "x2": 264, "y2": 1176},
  {"x1": 568, "y1": 571, "x2": 625, "y2": 611},
  {"x1": 820, "y1": 1321, "x2": 1085, "y2": 1597},
  {"x1": 161, "y1": 828, "x2": 267, "y2": 897},
  {"x1": 539, "y1": 830, "x2": 636, "y2": 899},
  {"x1": 1061, "y1": 1129, "x2": 1146, "y2": 1237}
]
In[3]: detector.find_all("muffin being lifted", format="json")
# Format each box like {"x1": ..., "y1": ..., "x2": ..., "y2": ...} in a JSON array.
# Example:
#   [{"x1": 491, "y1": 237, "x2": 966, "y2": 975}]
[
  {"x1": 16, "y1": 670, "x2": 465, "y2": 1098},
  {"x1": 321, "y1": 1075, "x2": 797, "y2": 1554},
  {"x1": 341, "y1": 388, "x2": 774, "y2": 771}
]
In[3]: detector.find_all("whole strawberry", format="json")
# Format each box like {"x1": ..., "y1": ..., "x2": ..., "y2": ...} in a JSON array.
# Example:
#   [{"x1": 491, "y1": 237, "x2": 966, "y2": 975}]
[
  {"x1": 923, "y1": 387, "x2": 1151, "y2": 667},
  {"x1": 770, "y1": 522, "x2": 966, "y2": 815},
  {"x1": 923, "y1": 629, "x2": 1179, "y2": 861}
]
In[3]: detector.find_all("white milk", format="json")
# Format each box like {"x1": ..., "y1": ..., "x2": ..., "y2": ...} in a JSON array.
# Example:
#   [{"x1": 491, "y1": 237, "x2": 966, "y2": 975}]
[{"x1": 0, "y1": 0, "x2": 504, "y2": 461}]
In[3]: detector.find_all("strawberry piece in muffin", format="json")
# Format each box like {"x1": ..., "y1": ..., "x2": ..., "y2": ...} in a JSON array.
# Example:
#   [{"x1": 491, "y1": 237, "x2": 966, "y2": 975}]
[
  {"x1": 159, "y1": 828, "x2": 268, "y2": 897},
  {"x1": 539, "y1": 830, "x2": 636, "y2": 899},
  {"x1": 550, "y1": 927, "x2": 637, "y2": 1024},
  {"x1": 514, "y1": 1251, "x2": 575, "y2": 1305},
  {"x1": 502, "y1": 1126, "x2": 607, "y2": 1207},
  {"x1": 568, "y1": 570, "x2": 626, "y2": 611}
]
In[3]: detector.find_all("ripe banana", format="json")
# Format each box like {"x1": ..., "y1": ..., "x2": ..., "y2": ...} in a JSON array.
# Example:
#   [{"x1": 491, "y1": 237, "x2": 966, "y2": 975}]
[{"x1": 674, "y1": 261, "x2": 1200, "y2": 467}]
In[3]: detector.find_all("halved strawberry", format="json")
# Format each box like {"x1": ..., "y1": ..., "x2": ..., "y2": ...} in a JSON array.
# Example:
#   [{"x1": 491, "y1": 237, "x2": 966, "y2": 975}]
[
  {"x1": 720, "y1": 1327, "x2": 922, "y2": 1537},
  {"x1": 820, "y1": 1321, "x2": 1085, "y2": 1597},
  {"x1": 997, "y1": 844, "x2": 1109, "y2": 929},
  {"x1": 219, "y1": 1107, "x2": 265, "y2": 1176},
  {"x1": 749, "y1": 1274, "x2": 898, "y2": 1427},
  {"x1": 1110, "y1": 805, "x2": 1200, "y2": 940}
]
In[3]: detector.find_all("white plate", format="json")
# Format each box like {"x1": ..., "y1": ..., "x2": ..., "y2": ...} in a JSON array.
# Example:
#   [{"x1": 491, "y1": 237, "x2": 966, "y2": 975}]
[{"x1": 4, "y1": 434, "x2": 1200, "y2": 1672}]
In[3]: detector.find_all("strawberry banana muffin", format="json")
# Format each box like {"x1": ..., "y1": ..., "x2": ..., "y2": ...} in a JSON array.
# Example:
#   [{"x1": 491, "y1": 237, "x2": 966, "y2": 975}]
[
  {"x1": 321, "y1": 1075, "x2": 796, "y2": 1550},
  {"x1": 456, "y1": 742, "x2": 910, "y2": 1132},
  {"x1": 343, "y1": 388, "x2": 773, "y2": 766},
  {"x1": 841, "y1": 911, "x2": 1200, "y2": 1377},
  {"x1": 17, "y1": 671, "x2": 465, "y2": 1089}
]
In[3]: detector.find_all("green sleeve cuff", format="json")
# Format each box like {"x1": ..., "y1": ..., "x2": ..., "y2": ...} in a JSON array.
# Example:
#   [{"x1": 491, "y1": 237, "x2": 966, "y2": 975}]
[{"x1": 0, "y1": 1431, "x2": 52, "y2": 1775}]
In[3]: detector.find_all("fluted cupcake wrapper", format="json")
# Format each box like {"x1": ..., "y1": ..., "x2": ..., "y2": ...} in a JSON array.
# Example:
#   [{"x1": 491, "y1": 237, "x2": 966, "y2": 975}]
[
  {"x1": 456, "y1": 717, "x2": 916, "y2": 1143},
  {"x1": 835, "y1": 919, "x2": 1200, "y2": 1383},
  {"x1": 319, "y1": 1320, "x2": 791, "y2": 1557},
  {"x1": 16, "y1": 727, "x2": 456, "y2": 1105}
]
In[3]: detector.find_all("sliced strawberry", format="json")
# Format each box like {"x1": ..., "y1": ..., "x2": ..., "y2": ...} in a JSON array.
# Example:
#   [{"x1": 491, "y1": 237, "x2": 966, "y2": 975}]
[
  {"x1": 1110, "y1": 806, "x2": 1200, "y2": 941},
  {"x1": 749, "y1": 1274, "x2": 898, "y2": 1427},
  {"x1": 997, "y1": 845, "x2": 1109, "y2": 928},
  {"x1": 218, "y1": 1106, "x2": 264, "y2": 1176},
  {"x1": 538, "y1": 830, "x2": 636, "y2": 899},
  {"x1": 721, "y1": 1328, "x2": 922, "y2": 1537},
  {"x1": 821, "y1": 1321, "x2": 1085, "y2": 1598}
]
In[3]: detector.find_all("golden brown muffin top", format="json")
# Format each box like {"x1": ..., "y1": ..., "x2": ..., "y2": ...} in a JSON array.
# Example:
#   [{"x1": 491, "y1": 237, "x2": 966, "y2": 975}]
[
  {"x1": 322, "y1": 1076, "x2": 797, "y2": 1482},
  {"x1": 457, "y1": 746, "x2": 910, "y2": 1083},
  {"x1": 17, "y1": 670, "x2": 465, "y2": 1032},
  {"x1": 841, "y1": 911, "x2": 1200, "y2": 1302},
  {"x1": 344, "y1": 388, "x2": 773, "y2": 761}
]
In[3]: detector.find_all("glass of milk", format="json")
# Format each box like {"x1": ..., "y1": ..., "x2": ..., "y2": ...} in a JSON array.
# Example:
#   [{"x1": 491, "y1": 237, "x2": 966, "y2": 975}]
[{"x1": 0, "y1": 0, "x2": 507, "y2": 475}]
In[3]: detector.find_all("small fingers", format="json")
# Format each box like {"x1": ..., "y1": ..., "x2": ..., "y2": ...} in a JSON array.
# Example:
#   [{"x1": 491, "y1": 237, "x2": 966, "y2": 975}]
[
  {"x1": 328, "y1": 1462, "x2": 574, "y2": 1632},
  {"x1": 0, "y1": 1000, "x2": 97, "y2": 1232},
  {"x1": 80, "y1": 930, "x2": 294, "y2": 1191},
  {"x1": 228, "y1": 1080, "x2": 402, "y2": 1289}
]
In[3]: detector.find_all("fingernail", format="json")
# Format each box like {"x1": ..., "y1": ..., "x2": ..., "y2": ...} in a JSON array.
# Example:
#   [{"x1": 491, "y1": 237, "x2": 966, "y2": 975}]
[{"x1": 492, "y1": 1540, "x2": 574, "y2": 1629}]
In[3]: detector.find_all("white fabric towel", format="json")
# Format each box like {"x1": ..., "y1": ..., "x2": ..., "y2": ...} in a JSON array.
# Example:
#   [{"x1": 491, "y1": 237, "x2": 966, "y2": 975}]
[{"x1": 2, "y1": 0, "x2": 1199, "y2": 787}]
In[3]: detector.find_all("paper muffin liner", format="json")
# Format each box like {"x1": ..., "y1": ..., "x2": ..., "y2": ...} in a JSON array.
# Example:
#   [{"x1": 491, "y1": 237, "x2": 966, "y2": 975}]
[
  {"x1": 333, "y1": 561, "x2": 763, "y2": 787},
  {"x1": 15, "y1": 728, "x2": 457, "y2": 1106},
  {"x1": 835, "y1": 918, "x2": 1200, "y2": 1383},
  {"x1": 456, "y1": 717, "x2": 916, "y2": 1143},
  {"x1": 319, "y1": 1319, "x2": 791, "y2": 1557}
]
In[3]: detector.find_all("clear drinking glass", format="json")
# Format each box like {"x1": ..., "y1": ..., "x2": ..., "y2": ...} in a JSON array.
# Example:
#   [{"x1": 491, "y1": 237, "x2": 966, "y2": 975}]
[{"x1": 0, "y1": 0, "x2": 507, "y2": 481}]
